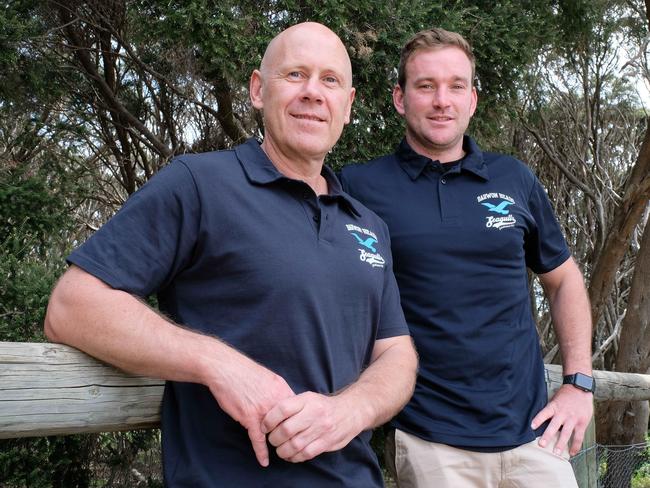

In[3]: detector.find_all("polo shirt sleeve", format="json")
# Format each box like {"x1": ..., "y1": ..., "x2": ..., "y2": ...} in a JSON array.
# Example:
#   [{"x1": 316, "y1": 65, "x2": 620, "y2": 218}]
[
  {"x1": 376, "y1": 230, "x2": 410, "y2": 340},
  {"x1": 524, "y1": 176, "x2": 571, "y2": 274},
  {"x1": 67, "y1": 159, "x2": 200, "y2": 297}
]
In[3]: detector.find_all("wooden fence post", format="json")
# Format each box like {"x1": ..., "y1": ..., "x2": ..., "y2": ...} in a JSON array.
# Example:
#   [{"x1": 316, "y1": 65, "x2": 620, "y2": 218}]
[{"x1": 571, "y1": 418, "x2": 597, "y2": 488}]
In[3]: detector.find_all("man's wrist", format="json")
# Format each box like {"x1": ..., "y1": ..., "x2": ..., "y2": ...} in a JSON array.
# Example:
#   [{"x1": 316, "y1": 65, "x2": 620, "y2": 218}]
[
  {"x1": 335, "y1": 386, "x2": 376, "y2": 433},
  {"x1": 562, "y1": 372, "x2": 596, "y2": 393}
]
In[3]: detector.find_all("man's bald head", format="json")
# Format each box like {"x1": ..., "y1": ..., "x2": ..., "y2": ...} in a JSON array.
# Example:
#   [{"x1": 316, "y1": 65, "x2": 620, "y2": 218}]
[
  {"x1": 260, "y1": 22, "x2": 353, "y2": 88},
  {"x1": 249, "y1": 22, "x2": 356, "y2": 167}
]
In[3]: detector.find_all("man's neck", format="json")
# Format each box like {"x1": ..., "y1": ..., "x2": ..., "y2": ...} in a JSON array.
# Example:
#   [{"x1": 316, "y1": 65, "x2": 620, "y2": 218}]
[
  {"x1": 260, "y1": 139, "x2": 329, "y2": 195},
  {"x1": 405, "y1": 134, "x2": 465, "y2": 164}
]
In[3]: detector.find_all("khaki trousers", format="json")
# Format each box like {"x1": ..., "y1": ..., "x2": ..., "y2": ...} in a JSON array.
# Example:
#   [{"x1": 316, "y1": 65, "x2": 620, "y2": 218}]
[{"x1": 385, "y1": 429, "x2": 579, "y2": 488}]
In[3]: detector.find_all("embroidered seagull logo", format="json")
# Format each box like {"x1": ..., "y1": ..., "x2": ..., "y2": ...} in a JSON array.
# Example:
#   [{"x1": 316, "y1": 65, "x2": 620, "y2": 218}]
[
  {"x1": 351, "y1": 233, "x2": 378, "y2": 252},
  {"x1": 481, "y1": 201, "x2": 514, "y2": 215}
]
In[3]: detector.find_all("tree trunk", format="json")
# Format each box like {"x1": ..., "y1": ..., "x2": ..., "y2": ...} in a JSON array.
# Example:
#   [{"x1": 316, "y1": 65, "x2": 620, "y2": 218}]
[
  {"x1": 596, "y1": 208, "x2": 650, "y2": 487},
  {"x1": 595, "y1": 9, "x2": 650, "y2": 488},
  {"x1": 587, "y1": 124, "x2": 650, "y2": 329}
]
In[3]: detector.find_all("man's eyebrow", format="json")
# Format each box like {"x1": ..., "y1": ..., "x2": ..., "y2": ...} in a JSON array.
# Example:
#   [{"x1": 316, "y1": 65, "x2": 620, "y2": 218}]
[
  {"x1": 278, "y1": 64, "x2": 348, "y2": 82},
  {"x1": 321, "y1": 68, "x2": 346, "y2": 79},
  {"x1": 413, "y1": 75, "x2": 470, "y2": 83}
]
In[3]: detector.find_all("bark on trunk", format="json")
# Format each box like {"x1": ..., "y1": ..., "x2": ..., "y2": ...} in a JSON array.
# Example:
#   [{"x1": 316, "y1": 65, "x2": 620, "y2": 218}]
[
  {"x1": 596, "y1": 206, "x2": 650, "y2": 487},
  {"x1": 588, "y1": 124, "x2": 650, "y2": 328}
]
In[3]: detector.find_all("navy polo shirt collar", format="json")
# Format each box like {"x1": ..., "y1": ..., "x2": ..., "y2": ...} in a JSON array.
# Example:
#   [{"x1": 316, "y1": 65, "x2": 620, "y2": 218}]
[
  {"x1": 395, "y1": 135, "x2": 489, "y2": 181},
  {"x1": 235, "y1": 137, "x2": 361, "y2": 217}
]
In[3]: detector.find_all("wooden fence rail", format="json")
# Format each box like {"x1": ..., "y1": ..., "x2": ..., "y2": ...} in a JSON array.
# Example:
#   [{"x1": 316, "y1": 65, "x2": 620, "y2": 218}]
[
  {"x1": 0, "y1": 342, "x2": 163, "y2": 438},
  {"x1": 2, "y1": 341, "x2": 650, "y2": 440}
]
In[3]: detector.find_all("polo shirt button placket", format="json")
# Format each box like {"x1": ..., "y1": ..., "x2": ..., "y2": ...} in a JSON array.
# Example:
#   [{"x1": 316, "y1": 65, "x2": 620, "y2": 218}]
[
  {"x1": 312, "y1": 211, "x2": 322, "y2": 235},
  {"x1": 438, "y1": 173, "x2": 459, "y2": 225}
]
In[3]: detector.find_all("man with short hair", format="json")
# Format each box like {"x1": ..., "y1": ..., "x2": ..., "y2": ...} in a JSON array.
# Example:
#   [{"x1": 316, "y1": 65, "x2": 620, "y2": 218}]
[
  {"x1": 340, "y1": 28, "x2": 593, "y2": 488},
  {"x1": 45, "y1": 22, "x2": 417, "y2": 487}
]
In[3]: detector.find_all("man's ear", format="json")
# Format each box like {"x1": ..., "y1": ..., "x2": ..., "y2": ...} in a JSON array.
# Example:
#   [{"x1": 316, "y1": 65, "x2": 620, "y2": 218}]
[
  {"x1": 250, "y1": 69, "x2": 264, "y2": 109},
  {"x1": 344, "y1": 87, "x2": 356, "y2": 124},
  {"x1": 393, "y1": 85, "x2": 406, "y2": 116},
  {"x1": 469, "y1": 86, "x2": 478, "y2": 117}
]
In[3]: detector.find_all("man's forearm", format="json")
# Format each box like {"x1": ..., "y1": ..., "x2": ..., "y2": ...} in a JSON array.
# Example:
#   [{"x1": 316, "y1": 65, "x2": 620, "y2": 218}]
[
  {"x1": 541, "y1": 257, "x2": 593, "y2": 374},
  {"x1": 45, "y1": 265, "x2": 227, "y2": 384},
  {"x1": 339, "y1": 335, "x2": 418, "y2": 431},
  {"x1": 534, "y1": 257, "x2": 594, "y2": 456},
  {"x1": 45, "y1": 265, "x2": 295, "y2": 466}
]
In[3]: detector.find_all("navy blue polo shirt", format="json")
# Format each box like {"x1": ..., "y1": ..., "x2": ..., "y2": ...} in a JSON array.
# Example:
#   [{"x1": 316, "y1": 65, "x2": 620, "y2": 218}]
[
  {"x1": 68, "y1": 138, "x2": 408, "y2": 487},
  {"x1": 340, "y1": 137, "x2": 570, "y2": 449}
]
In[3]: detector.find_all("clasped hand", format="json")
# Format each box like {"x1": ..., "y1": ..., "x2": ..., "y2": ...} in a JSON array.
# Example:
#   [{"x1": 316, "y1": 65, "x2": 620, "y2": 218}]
[
  {"x1": 208, "y1": 355, "x2": 361, "y2": 467},
  {"x1": 262, "y1": 391, "x2": 363, "y2": 463}
]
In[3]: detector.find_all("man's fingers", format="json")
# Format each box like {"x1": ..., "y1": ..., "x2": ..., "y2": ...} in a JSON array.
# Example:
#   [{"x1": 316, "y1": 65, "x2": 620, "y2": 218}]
[
  {"x1": 268, "y1": 413, "x2": 311, "y2": 448},
  {"x1": 553, "y1": 422, "x2": 574, "y2": 456},
  {"x1": 569, "y1": 423, "x2": 586, "y2": 456},
  {"x1": 533, "y1": 386, "x2": 594, "y2": 456},
  {"x1": 265, "y1": 392, "x2": 348, "y2": 462},
  {"x1": 274, "y1": 421, "x2": 328, "y2": 460},
  {"x1": 248, "y1": 426, "x2": 269, "y2": 467},
  {"x1": 531, "y1": 404, "x2": 553, "y2": 430},
  {"x1": 262, "y1": 397, "x2": 304, "y2": 435},
  {"x1": 538, "y1": 414, "x2": 561, "y2": 448},
  {"x1": 287, "y1": 438, "x2": 327, "y2": 463}
]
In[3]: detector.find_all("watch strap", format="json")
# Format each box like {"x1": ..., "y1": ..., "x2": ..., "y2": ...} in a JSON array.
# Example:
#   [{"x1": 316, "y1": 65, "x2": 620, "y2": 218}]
[{"x1": 563, "y1": 372, "x2": 595, "y2": 393}]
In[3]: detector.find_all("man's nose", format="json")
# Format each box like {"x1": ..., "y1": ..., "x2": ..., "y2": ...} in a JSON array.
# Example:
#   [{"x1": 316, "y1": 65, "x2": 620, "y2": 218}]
[
  {"x1": 432, "y1": 87, "x2": 450, "y2": 108},
  {"x1": 300, "y1": 76, "x2": 324, "y2": 102}
]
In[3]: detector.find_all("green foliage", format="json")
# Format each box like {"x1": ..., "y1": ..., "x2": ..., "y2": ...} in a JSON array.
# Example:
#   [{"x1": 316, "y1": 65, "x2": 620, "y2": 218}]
[
  {"x1": 458, "y1": 1, "x2": 556, "y2": 145},
  {"x1": 0, "y1": 431, "x2": 163, "y2": 488},
  {"x1": 0, "y1": 0, "x2": 70, "y2": 111},
  {"x1": 0, "y1": 164, "x2": 92, "y2": 488},
  {"x1": 0, "y1": 436, "x2": 93, "y2": 488},
  {"x1": 0, "y1": 244, "x2": 63, "y2": 342},
  {"x1": 0, "y1": 168, "x2": 71, "y2": 342},
  {"x1": 633, "y1": 479, "x2": 650, "y2": 488},
  {"x1": 127, "y1": 0, "x2": 557, "y2": 164},
  {"x1": 633, "y1": 440, "x2": 650, "y2": 488},
  {"x1": 0, "y1": 171, "x2": 68, "y2": 256},
  {"x1": 0, "y1": 165, "x2": 160, "y2": 488}
]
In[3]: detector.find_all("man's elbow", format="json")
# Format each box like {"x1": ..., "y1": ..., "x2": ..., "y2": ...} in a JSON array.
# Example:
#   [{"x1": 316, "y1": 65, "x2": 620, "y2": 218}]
[
  {"x1": 407, "y1": 339, "x2": 419, "y2": 386},
  {"x1": 44, "y1": 279, "x2": 72, "y2": 343},
  {"x1": 395, "y1": 337, "x2": 419, "y2": 393},
  {"x1": 395, "y1": 338, "x2": 418, "y2": 411},
  {"x1": 44, "y1": 267, "x2": 87, "y2": 344}
]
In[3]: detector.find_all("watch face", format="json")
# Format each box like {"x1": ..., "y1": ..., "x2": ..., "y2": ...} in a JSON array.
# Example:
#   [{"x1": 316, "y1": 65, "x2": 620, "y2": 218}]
[{"x1": 574, "y1": 373, "x2": 594, "y2": 392}]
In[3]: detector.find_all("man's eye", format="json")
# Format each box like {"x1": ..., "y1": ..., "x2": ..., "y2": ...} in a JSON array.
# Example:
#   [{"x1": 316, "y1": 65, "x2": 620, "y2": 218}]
[
  {"x1": 324, "y1": 76, "x2": 338, "y2": 84},
  {"x1": 288, "y1": 72, "x2": 303, "y2": 79}
]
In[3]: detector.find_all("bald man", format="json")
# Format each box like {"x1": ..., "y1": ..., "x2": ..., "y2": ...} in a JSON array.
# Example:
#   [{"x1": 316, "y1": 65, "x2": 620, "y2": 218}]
[{"x1": 45, "y1": 22, "x2": 417, "y2": 487}]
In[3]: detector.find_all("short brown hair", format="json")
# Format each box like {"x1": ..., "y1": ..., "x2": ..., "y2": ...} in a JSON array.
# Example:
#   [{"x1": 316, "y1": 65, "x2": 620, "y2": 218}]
[{"x1": 397, "y1": 28, "x2": 475, "y2": 89}]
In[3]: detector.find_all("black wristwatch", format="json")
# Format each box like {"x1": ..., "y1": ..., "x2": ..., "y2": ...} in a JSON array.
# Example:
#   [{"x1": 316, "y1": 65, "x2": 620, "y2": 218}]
[{"x1": 563, "y1": 372, "x2": 596, "y2": 393}]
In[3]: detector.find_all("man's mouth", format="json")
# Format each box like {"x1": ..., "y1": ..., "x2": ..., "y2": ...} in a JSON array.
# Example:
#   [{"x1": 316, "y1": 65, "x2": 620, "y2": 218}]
[
  {"x1": 292, "y1": 113, "x2": 326, "y2": 122},
  {"x1": 428, "y1": 115, "x2": 454, "y2": 122}
]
